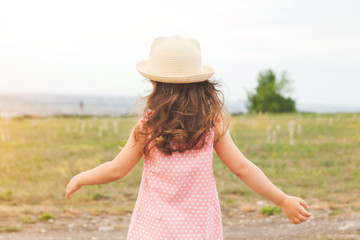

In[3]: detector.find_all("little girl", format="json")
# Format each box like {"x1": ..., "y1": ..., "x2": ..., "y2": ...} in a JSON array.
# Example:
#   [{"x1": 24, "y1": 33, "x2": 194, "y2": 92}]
[{"x1": 66, "y1": 35, "x2": 312, "y2": 239}]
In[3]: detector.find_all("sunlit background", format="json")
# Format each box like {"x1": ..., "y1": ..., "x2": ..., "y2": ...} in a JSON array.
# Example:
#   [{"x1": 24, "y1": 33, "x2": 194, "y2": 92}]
[{"x1": 1, "y1": 0, "x2": 360, "y2": 117}]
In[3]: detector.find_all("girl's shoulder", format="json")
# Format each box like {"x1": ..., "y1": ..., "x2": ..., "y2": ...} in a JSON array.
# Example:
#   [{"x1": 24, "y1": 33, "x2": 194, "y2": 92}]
[
  {"x1": 213, "y1": 115, "x2": 228, "y2": 143},
  {"x1": 136, "y1": 110, "x2": 153, "y2": 134},
  {"x1": 139, "y1": 110, "x2": 153, "y2": 124}
]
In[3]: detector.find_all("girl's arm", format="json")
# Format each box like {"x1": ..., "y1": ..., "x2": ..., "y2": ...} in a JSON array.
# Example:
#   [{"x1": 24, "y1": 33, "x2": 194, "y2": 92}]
[
  {"x1": 214, "y1": 127, "x2": 312, "y2": 224},
  {"x1": 66, "y1": 124, "x2": 145, "y2": 199}
]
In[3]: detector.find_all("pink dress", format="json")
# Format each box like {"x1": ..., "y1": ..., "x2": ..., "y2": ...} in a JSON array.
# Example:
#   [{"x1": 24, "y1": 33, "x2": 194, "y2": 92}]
[{"x1": 127, "y1": 114, "x2": 223, "y2": 239}]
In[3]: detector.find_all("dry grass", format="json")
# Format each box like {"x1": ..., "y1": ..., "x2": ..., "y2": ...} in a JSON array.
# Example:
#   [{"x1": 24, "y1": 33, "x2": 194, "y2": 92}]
[{"x1": 1, "y1": 112, "x2": 359, "y2": 218}]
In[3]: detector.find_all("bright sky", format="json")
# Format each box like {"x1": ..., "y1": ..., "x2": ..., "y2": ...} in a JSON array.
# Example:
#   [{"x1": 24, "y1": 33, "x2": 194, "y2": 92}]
[{"x1": 0, "y1": 0, "x2": 359, "y2": 107}]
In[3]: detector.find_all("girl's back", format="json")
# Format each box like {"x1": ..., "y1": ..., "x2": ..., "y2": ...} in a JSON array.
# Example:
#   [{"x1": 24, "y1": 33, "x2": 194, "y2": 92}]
[
  {"x1": 127, "y1": 112, "x2": 222, "y2": 239},
  {"x1": 66, "y1": 35, "x2": 312, "y2": 240}
]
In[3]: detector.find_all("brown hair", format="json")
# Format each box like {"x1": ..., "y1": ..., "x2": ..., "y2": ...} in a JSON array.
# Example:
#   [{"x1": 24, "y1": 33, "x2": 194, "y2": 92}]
[{"x1": 133, "y1": 79, "x2": 230, "y2": 157}]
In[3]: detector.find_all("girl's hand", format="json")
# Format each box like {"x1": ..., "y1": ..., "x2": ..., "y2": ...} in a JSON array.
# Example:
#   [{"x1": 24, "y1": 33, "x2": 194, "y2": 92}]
[
  {"x1": 278, "y1": 196, "x2": 312, "y2": 224},
  {"x1": 66, "y1": 176, "x2": 82, "y2": 199}
]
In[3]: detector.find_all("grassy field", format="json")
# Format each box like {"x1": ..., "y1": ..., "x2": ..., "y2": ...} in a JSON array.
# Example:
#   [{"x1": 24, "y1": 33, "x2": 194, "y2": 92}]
[{"x1": 0, "y1": 112, "x2": 359, "y2": 218}]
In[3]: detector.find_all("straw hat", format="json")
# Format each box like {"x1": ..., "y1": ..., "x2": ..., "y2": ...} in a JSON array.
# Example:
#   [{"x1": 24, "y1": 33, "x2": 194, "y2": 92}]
[{"x1": 136, "y1": 35, "x2": 214, "y2": 83}]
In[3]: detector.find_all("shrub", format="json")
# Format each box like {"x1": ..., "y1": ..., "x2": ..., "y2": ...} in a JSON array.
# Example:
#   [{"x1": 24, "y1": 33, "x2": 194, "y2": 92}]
[
  {"x1": 39, "y1": 213, "x2": 56, "y2": 221},
  {"x1": 260, "y1": 205, "x2": 281, "y2": 216}
]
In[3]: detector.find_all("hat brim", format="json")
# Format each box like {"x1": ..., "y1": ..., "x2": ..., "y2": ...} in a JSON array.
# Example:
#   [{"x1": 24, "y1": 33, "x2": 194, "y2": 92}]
[{"x1": 136, "y1": 60, "x2": 214, "y2": 83}]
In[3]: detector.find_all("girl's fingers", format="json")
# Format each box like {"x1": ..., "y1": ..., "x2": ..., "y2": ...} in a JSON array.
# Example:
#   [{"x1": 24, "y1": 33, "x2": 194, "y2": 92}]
[
  {"x1": 300, "y1": 207, "x2": 312, "y2": 217},
  {"x1": 66, "y1": 185, "x2": 74, "y2": 199},
  {"x1": 296, "y1": 213, "x2": 309, "y2": 222},
  {"x1": 297, "y1": 198, "x2": 312, "y2": 217},
  {"x1": 66, "y1": 179, "x2": 81, "y2": 199},
  {"x1": 67, "y1": 192, "x2": 73, "y2": 199},
  {"x1": 292, "y1": 217, "x2": 301, "y2": 224},
  {"x1": 298, "y1": 198, "x2": 309, "y2": 210}
]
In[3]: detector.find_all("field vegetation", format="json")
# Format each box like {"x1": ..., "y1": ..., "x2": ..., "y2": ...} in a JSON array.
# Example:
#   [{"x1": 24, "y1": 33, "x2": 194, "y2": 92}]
[{"x1": 1, "y1": 112, "x2": 359, "y2": 221}]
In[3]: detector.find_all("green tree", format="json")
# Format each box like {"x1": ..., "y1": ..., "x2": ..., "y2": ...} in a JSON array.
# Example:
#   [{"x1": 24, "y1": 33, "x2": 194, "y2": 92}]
[{"x1": 245, "y1": 69, "x2": 296, "y2": 113}]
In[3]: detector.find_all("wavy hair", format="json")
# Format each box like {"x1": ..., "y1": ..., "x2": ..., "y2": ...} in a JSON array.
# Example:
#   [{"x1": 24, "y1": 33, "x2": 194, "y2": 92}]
[{"x1": 133, "y1": 79, "x2": 230, "y2": 157}]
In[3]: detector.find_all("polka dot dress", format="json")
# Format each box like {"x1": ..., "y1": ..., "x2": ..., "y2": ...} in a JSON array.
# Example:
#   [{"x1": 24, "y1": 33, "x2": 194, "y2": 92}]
[{"x1": 126, "y1": 113, "x2": 223, "y2": 240}]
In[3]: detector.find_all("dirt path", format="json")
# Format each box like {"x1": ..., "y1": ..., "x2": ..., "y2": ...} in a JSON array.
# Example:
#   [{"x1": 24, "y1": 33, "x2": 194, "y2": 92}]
[{"x1": 0, "y1": 209, "x2": 359, "y2": 239}]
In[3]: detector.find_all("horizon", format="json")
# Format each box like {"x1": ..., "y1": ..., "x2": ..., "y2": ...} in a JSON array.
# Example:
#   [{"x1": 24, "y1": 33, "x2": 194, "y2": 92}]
[
  {"x1": 1, "y1": 90, "x2": 360, "y2": 108},
  {"x1": 1, "y1": 91, "x2": 360, "y2": 119}
]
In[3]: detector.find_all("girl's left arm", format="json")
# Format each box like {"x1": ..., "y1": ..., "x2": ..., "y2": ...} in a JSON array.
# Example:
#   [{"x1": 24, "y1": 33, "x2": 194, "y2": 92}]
[
  {"x1": 214, "y1": 128, "x2": 312, "y2": 224},
  {"x1": 66, "y1": 124, "x2": 145, "y2": 199}
]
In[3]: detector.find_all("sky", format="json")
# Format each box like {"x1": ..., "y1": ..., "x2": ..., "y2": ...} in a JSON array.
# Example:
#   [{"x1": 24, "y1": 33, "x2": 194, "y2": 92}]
[{"x1": 0, "y1": 0, "x2": 359, "y2": 107}]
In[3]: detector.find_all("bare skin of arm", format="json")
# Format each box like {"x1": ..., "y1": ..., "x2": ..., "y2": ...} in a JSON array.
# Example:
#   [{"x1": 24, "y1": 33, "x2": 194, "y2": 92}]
[
  {"x1": 65, "y1": 124, "x2": 145, "y2": 199},
  {"x1": 213, "y1": 123, "x2": 312, "y2": 224}
]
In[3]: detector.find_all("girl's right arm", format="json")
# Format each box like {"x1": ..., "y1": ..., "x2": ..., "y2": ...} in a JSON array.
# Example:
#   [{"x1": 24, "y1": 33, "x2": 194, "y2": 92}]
[
  {"x1": 213, "y1": 126, "x2": 312, "y2": 224},
  {"x1": 66, "y1": 122, "x2": 146, "y2": 199}
]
